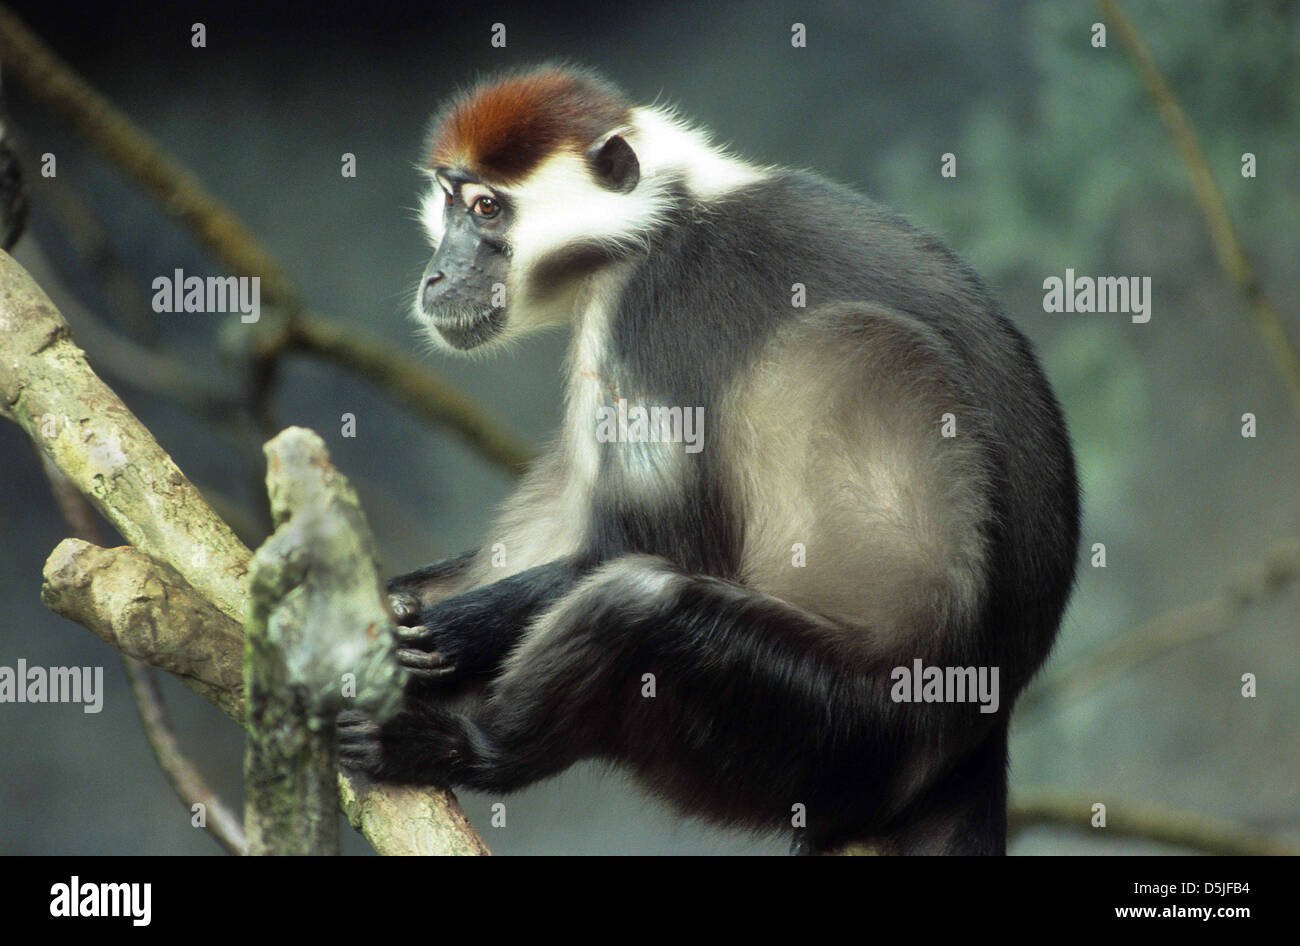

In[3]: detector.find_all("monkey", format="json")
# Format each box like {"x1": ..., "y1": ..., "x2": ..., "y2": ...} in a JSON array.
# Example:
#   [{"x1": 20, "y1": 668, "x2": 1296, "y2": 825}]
[{"x1": 338, "y1": 66, "x2": 1080, "y2": 855}]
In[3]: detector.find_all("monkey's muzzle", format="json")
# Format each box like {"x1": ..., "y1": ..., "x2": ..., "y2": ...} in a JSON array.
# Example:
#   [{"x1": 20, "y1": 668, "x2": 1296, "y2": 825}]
[{"x1": 419, "y1": 215, "x2": 508, "y2": 349}]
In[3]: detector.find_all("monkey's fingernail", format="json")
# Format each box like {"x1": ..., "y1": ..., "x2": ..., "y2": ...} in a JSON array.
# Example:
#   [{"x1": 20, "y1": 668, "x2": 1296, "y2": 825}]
[
  {"x1": 337, "y1": 719, "x2": 379, "y2": 736},
  {"x1": 396, "y1": 624, "x2": 436, "y2": 644},
  {"x1": 407, "y1": 667, "x2": 458, "y2": 682},
  {"x1": 398, "y1": 648, "x2": 451, "y2": 670}
]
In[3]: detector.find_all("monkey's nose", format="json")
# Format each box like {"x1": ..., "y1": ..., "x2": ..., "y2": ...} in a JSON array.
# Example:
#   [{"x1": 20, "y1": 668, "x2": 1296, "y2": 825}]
[{"x1": 422, "y1": 271, "x2": 446, "y2": 311}]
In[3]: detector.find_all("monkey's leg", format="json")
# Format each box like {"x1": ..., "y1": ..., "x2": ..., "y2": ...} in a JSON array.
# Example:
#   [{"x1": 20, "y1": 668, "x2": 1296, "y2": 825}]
[
  {"x1": 461, "y1": 555, "x2": 906, "y2": 840},
  {"x1": 351, "y1": 554, "x2": 1002, "y2": 851}
]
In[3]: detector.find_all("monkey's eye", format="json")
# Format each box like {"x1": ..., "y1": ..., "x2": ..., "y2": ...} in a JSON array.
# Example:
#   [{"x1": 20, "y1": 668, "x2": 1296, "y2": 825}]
[
  {"x1": 471, "y1": 196, "x2": 501, "y2": 219},
  {"x1": 444, "y1": 191, "x2": 453, "y2": 208}
]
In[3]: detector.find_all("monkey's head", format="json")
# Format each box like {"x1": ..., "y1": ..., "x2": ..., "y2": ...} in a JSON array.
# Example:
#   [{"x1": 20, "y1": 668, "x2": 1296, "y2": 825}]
[{"x1": 414, "y1": 67, "x2": 660, "y2": 353}]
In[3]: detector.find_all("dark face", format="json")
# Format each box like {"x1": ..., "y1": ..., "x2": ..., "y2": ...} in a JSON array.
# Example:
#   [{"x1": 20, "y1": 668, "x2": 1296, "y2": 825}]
[{"x1": 419, "y1": 172, "x2": 512, "y2": 350}]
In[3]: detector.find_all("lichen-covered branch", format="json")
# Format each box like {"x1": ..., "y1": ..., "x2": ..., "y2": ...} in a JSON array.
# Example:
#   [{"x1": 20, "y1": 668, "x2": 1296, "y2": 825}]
[
  {"x1": 42, "y1": 540, "x2": 247, "y2": 721},
  {"x1": 42, "y1": 430, "x2": 247, "y2": 856},
  {"x1": 339, "y1": 779, "x2": 489, "y2": 856},
  {"x1": 243, "y1": 428, "x2": 407, "y2": 856},
  {"x1": 0, "y1": 250, "x2": 250, "y2": 620},
  {"x1": 19, "y1": 239, "x2": 242, "y2": 418},
  {"x1": 3, "y1": 250, "x2": 486, "y2": 855}
]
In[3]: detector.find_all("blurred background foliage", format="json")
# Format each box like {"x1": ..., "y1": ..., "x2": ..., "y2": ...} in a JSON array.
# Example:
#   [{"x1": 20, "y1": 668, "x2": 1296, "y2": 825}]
[{"x1": 0, "y1": 0, "x2": 1295, "y2": 854}]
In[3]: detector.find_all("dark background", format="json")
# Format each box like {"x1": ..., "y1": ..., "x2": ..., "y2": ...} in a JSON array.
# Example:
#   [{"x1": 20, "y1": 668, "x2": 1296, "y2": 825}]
[{"x1": 1, "y1": 0, "x2": 1296, "y2": 854}]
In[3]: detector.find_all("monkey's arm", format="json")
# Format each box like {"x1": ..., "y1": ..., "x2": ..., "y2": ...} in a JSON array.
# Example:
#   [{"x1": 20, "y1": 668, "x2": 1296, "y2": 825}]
[{"x1": 386, "y1": 549, "x2": 480, "y2": 619}]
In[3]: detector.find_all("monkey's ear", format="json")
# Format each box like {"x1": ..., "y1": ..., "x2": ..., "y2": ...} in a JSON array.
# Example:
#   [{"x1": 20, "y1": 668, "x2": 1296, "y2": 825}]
[{"x1": 586, "y1": 134, "x2": 639, "y2": 193}]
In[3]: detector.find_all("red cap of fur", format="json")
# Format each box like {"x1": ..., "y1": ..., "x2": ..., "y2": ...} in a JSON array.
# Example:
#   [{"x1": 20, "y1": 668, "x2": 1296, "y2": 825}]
[{"x1": 428, "y1": 67, "x2": 631, "y2": 185}]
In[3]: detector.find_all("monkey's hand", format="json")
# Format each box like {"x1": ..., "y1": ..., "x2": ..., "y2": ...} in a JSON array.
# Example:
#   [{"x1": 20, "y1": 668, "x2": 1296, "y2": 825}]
[
  {"x1": 386, "y1": 583, "x2": 532, "y2": 685},
  {"x1": 388, "y1": 591, "x2": 459, "y2": 682},
  {"x1": 385, "y1": 550, "x2": 478, "y2": 617},
  {"x1": 387, "y1": 559, "x2": 579, "y2": 685},
  {"x1": 387, "y1": 599, "x2": 485, "y2": 684}
]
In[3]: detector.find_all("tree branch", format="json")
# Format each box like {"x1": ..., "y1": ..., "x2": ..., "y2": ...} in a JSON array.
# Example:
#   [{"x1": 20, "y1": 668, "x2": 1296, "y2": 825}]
[
  {"x1": 271, "y1": 315, "x2": 535, "y2": 475},
  {"x1": 41, "y1": 539, "x2": 246, "y2": 720},
  {"x1": 0, "y1": 249, "x2": 250, "y2": 619},
  {"x1": 1009, "y1": 789, "x2": 1299, "y2": 856},
  {"x1": 0, "y1": 4, "x2": 535, "y2": 473},
  {"x1": 1020, "y1": 538, "x2": 1299, "y2": 713},
  {"x1": 19, "y1": 238, "x2": 242, "y2": 417},
  {"x1": 1098, "y1": 0, "x2": 1300, "y2": 415},
  {"x1": 0, "y1": 4, "x2": 297, "y2": 309},
  {"x1": 3, "y1": 249, "x2": 487, "y2": 855},
  {"x1": 243, "y1": 428, "x2": 407, "y2": 855},
  {"x1": 37, "y1": 452, "x2": 247, "y2": 855}
]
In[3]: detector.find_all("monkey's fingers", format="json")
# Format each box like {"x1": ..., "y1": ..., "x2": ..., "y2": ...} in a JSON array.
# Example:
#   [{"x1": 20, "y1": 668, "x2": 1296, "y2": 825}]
[
  {"x1": 338, "y1": 741, "x2": 382, "y2": 771},
  {"x1": 397, "y1": 647, "x2": 457, "y2": 681},
  {"x1": 337, "y1": 710, "x2": 379, "y2": 733},
  {"x1": 395, "y1": 623, "x2": 439, "y2": 646},
  {"x1": 337, "y1": 711, "x2": 383, "y2": 770}
]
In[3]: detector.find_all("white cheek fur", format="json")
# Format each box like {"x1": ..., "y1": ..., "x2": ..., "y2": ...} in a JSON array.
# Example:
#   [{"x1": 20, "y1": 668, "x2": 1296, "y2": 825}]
[
  {"x1": 505, "y1": 107, "x2": 768, "y2": 279},
  {"x1": 627, "y1": 106, "x2": 769, "y2": 200},
  {"x1": 420, "y1": 188, "x2": 447, "y2": 247},
  {"x1": 506, "y1": 150, "x2": 672, "y2": 277}
]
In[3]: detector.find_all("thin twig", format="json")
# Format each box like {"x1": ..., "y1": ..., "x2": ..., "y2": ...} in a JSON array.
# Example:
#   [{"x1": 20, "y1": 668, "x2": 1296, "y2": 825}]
[
  {"x1": 0, "y1": 4, "x2": 535, "y2": 474},
  {"x1": 279, "y1": 315, "x2": 535, "y2": 474},
  {"x1": 1020, "y1": 538, "x2": 1299, "y2": 713},
  {"x1": 122, "y1": 658, "x2": 248, "y2": 855},
  {"x1": 38, "y1": 453, "x2": 247, "y2": 855},
  {"x1": 0, "y1": 5, "x2": 297, "y2": 310},
  {"x1": 1009, "y1": 789, "x2": 1299, "y2": 856},
  {"x1": 1099, "y1": 0, "x2": 1300, "y2": 415}
]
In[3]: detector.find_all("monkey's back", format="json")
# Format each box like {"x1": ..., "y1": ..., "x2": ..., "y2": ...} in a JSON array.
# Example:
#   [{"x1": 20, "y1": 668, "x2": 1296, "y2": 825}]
[{"x1": 607, "y1": 169, "x2": 1079, "y2": 683}]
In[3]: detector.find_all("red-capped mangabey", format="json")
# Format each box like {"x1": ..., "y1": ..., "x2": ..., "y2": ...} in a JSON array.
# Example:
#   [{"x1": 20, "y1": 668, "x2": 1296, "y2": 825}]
[{"x1": 339, "y1": 66, "x2": 1079, "y2": 855}]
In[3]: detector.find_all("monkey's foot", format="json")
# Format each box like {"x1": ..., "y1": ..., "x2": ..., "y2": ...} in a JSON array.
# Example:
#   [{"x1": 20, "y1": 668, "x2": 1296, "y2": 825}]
[
  {"x1": 337, "y1": 701, "x2": 474, "y2": 785},
  {"x1": 337, "y1": 711, "x2": 384, "y2": 773}
]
